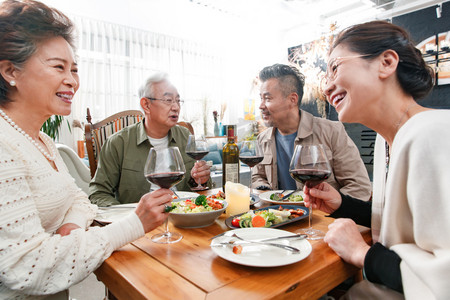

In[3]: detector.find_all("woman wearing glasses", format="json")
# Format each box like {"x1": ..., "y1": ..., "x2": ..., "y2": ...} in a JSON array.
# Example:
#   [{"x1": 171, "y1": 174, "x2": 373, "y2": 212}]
[{"x1": 305, "y1": 21, "x2": 450, "y2": 298}]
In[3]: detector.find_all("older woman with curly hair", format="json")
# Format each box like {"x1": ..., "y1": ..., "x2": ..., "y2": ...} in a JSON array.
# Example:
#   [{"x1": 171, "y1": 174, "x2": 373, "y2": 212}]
[{"x1": 0, "y1": 1, "x2": 173, "y2": 299}]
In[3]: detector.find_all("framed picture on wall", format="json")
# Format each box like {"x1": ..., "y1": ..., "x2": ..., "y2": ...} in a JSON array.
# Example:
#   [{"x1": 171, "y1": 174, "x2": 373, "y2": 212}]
[{"x1": 417, "y1": 31, "x2": 450, "y2": 85}]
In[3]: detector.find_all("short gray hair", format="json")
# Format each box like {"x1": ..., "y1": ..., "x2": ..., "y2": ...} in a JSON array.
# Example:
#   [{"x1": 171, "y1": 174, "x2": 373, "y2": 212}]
[{"x1": 138, "y1": 72, "x2": 168, "y2": 98}]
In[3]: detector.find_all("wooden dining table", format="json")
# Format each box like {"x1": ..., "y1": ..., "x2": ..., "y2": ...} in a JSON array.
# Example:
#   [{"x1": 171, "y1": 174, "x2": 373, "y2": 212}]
[{"x1": 94, "y1": 188, "x2": 371, "y2": 300}]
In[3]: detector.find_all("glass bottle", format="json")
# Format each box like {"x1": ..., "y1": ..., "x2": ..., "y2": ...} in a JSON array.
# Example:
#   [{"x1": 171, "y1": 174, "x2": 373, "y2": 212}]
[{"x1": 222, "y1": 125, "x2": 239, "y2": 191}]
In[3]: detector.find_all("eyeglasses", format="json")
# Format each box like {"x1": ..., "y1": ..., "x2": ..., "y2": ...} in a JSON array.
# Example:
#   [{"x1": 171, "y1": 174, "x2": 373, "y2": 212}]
[
  {"x1": 146, "y1": 97, "x2": 184, "y2": 106},
  {"x1": 320, "y1": 54, "x2": 372, "y2": 94}
]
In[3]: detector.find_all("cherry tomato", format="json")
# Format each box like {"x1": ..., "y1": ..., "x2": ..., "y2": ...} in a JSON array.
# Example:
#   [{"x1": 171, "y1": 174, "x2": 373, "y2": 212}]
[{"x1": 231, "y1": 218, "x2": 240, "y2": 227}]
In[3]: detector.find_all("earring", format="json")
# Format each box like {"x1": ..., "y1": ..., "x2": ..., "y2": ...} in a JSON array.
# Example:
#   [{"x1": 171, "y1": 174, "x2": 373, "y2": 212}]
[{"x1": 9, "y1": 80, "x2": 16, "y2": 87}]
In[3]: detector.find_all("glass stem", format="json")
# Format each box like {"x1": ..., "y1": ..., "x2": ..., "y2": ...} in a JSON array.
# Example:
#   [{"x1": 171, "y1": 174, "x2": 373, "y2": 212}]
[
  {"x1": 163, "y1": 218, "x2": 170, "y2": 236},
  {"x1": 196, "y1": 160, "x2": 202, "y2": 187},
  {"x1": 308, "y1": 206, "x2": 312, "y2": 229}
]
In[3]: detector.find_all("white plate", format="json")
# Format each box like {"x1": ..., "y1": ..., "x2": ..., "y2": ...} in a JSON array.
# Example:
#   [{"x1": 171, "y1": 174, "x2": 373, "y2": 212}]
[
  {"x1": 173, "y1": 191, "x2": 200, "y2": 199},
  {"x1": 210, "y1": 228, "x2": 312, "y2": 267},
  {"x1": 259, "y1": 190, "x2": 305, "y2": 205},
  {"x1": 95, "y1": 203, "x2": 138, "y2": 223}
]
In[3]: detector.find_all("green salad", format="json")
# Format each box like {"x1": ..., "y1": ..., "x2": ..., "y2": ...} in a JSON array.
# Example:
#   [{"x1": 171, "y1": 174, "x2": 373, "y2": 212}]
[
  {"x1": 236, "y1": 209, "x2": 291, "y2": 228},
  {"x1": 269, "y1": 192, "x2": 303, "y2": 202},
  {"x1": 170, "y1": 195, "x2": 224, "y2": 214}
]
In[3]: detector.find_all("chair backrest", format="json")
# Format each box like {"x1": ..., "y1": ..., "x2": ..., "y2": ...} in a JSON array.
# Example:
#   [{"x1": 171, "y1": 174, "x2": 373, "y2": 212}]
[
  {"x1": 85, "y1": 108, "x2": 144, "y2": 178},
  {"x1": 177, "y1": 121, "x2": 194, "y2": 135},
  {"x1": 56, "y1": 143, "x2": 91, "y2": 194}
]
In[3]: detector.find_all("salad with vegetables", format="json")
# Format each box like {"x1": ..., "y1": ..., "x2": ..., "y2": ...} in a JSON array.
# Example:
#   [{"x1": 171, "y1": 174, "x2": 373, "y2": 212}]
[
  {"x1": 231, "y1": 207, "x2": 305, "y2": 228},
  {"x1": 167, "y1": 195, "x2": 224, "y2": 213},
  {"x1": 269, "y1": 192, "x2": 303, "y2": 202}
]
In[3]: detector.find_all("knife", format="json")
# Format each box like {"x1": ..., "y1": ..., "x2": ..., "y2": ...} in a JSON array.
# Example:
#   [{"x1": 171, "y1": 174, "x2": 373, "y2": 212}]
[
  {"x1": 211, "y1": 241, "x2": 300, "y2": 253},
  {"x1": 254, "y1": 234, "x2": 307, "y2": 242},
  {"x1": 209, "y1": 232, "x2": 307, "y2": 242}
]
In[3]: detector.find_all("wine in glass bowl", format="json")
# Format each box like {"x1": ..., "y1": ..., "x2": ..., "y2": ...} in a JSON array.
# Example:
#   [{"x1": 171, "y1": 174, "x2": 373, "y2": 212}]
[
  {"x1": 144, "y1": 147, "x2": 186, "y2": 244},
  {"x1": 185, "y1": 135, "x2": 209, "y2": 191},
  {"x1": 290, "y1": 169, "x2": 331, "y2": 188},
  {"x1": 185, "y1": 151, "x2": 209, "y2": 161},
  {"x1": 239, "y1": 140, "x2": 264, "y2": 195},
  {"x1": 145, "y1": 171, "x2": 185, "y2": 189},
  {"x1": 239, "y1": 156, "x2": 263, "y2": 168},
  {"x1": 289, "y1": 144, "x2": 331, "y2": 240}
]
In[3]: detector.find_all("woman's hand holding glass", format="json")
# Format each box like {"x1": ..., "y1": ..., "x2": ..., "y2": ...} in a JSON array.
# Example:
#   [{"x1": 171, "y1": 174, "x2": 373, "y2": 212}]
[
  {"x1": 303, "y1": 182, "x2": 342, "y2": 214},
  {"x1": 135, "y1": 189, "x2": 173, "y2": 233},
  {"x1": 306, "y1": 182, "x2": 369, "y2": 267}
]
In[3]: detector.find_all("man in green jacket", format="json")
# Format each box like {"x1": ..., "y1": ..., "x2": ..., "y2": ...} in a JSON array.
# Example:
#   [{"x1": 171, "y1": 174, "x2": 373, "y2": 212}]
[{"x1": 89, "y1": 73, "x2": 210, "y2": 206}]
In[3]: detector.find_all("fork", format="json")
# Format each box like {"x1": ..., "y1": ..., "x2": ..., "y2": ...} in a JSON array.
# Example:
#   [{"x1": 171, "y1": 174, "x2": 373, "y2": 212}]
[
  {"x1": 226, "y1": 233, "x2": 301, "y2": 253},
  {"x1": 273, "y1": 189, "x2": 287, "y2": 198},
  {"x1": 209, "y1": 231, "x2": 306, "y2": 242},
  {"x1": 280, "y1": 189, "x2": 298, "y2": 200}
]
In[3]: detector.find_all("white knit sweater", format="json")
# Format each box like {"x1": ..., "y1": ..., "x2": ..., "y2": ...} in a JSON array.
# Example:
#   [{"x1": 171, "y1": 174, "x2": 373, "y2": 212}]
[
  {"x1": 0, "y1": 117, "x2": 144, "y2": 299},
  {"x1": 372, "y1": 110, "x2": 450, "y2": 300}
]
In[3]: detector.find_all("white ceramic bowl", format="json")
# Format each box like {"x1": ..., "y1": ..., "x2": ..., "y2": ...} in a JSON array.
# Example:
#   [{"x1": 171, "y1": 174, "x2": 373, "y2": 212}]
[{"x1": 169, "y1": 199, "x2": 227, "y2": 228}]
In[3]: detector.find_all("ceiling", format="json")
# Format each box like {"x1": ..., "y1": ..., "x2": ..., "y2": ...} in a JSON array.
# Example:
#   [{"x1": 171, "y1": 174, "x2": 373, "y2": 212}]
[
  {"x1": 34, "y1": 0, "x2": 448, "y2": 50},
  {"x1": 187, "y1": 0, "x2": 447, "y2": 45}
]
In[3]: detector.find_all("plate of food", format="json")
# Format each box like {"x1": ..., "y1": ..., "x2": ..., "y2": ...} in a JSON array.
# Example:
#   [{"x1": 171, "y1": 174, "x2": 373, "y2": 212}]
[
  {"x1": 95, "y1": 203, "x2": 138, "y2": 224},
  {"x1": 259, "y1": 190, "x2": 304, "y2": 205},
  {"x1": 210, "y1": 227, "x2": 312, "y2": 267},
  {"x1": 225, "y1": 205, "x2": 308, "y2": 229}
]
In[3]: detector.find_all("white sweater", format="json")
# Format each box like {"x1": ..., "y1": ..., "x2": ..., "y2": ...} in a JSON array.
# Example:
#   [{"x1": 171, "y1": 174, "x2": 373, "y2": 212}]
[
  {"x1": 0, "y1": 117, "x2": 144, "y2": 299},
  {"x1": 372, "y1": 110, "x2": 450, "y2": 300}
]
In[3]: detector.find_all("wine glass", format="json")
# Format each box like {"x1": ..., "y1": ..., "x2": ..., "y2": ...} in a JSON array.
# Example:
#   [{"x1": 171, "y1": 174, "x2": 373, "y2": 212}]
[
  {"x1": 185, "y1": 134, "x2": 209, "y2": 191},
  {"x1": 238, "y1": 140, "x2": 263, "y2": 197},
  {"x1": 144, "y1": 147, "x2": 185, "y2": 243},
  {"x1": 289, "y1": 144, "x2": 331, "y2": 240}
]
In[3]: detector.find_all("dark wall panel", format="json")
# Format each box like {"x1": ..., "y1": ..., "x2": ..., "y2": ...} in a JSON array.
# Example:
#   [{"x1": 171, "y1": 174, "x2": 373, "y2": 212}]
[{"x1": 393, "y1": 2, "x2": 450, "y2": 109}]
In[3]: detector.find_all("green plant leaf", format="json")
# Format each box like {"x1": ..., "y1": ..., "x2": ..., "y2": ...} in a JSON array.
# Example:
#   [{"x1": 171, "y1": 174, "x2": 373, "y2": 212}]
[{"x1": 41, "y1": 115, "x2": 71, "y2": 140}]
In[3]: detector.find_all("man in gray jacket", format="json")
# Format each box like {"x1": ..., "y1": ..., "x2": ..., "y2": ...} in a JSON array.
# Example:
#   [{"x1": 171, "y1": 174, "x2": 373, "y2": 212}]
[{"x1": 253, "y1": 64, "x2": 371, "y2": 200}]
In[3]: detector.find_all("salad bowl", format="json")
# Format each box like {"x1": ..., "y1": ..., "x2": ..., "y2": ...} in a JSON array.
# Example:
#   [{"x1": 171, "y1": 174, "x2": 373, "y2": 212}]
[{"x1": 169, "y1": 198, "x2": 227, "y2": 228}]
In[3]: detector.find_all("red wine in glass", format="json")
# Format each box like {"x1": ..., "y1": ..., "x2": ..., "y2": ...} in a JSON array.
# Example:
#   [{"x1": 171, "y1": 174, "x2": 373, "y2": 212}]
[
  {"x1": 289, "y1": 144, "x2": 331, "y2": 240},
  {"x1": 186, "y1": 135, "x2": 209, "y2": 191},
  {"x1": 238, "y1": 140, "x2": 264, "y2": 198},
  {"x1": 186, "y1": 151, "x2": 209, "y2": 161},
  {"x1": 145, "y1": 171, "x2": 185, "y2": 189},
  {"x1": 290, "y1": 169, "x2": 331, "y2": 188},
  {"x1": 144, "y1": 147, "x2": 185, "y2": 244},
  {"x1": 239, "y1": 155, "x2": 263, "y2": 168}
]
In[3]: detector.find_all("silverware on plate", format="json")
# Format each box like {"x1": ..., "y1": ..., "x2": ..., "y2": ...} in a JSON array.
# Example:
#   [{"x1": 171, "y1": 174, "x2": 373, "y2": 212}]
[
  {"x1": 209, "y1": 231, "x2": 306, "y2": 241},
  {"x1": 211, "y1": 240, "x2": 300, "y2": 253},
  {"x1": 254, "y1": 233, "x2": 307, "y2": 242},
  {"x1": 280, "y1": 189, "x2": 297, "y2": 200}
]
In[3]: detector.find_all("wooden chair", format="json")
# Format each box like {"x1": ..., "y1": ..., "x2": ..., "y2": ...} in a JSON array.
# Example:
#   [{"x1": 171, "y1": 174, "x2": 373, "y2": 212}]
[
  {"x1": 177, "y1": 121, "x2": 194, "y2": 135},
  {"x1": 85, "y1": 108, "x2": 144, "y2": 178},
  {"x1": 85, "y1": 108, "x2": 195, "y2": 178}
]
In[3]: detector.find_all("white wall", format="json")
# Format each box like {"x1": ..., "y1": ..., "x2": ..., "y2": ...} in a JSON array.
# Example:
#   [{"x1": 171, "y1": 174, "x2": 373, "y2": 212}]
[{"x1": 38, "y1": 0, "x2": 288, "y2": 146}]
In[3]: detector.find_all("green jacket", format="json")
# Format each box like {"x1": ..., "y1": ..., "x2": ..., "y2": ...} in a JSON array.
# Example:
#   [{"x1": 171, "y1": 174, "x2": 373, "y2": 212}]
[{"x1": 89, "y1": 121, "x2": 199, "y2": 206}]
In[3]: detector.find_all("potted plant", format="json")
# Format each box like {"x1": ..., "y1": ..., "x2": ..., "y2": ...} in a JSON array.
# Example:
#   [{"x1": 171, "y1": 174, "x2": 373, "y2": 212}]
[{"x1": 41, "y1": 115, "x2": 71, "y2": 140}]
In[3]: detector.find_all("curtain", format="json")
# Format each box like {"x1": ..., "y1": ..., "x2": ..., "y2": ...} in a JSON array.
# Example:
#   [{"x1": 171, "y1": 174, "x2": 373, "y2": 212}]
[{"x1": 68, "y1": 15, "x2": 227, "y2": 145}]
